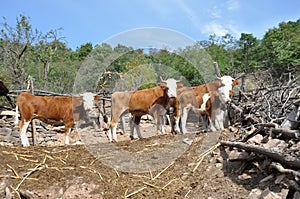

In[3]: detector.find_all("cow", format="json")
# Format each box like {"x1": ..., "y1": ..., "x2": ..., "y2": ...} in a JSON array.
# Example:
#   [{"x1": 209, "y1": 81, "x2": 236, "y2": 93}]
[
  {"x1": 109, "y1": 85, "x2": 169, "y2": 142},
  {"x1": 177, "y1": 76, "x2": 238, "y2": 133},
  {"x1": 15, "y1": 92, "x2": 100, "y2": 146},
  {"x1": 159, "y1": 78, "x2": 183, "y2": 134},
  {"x1": 0, "y1": 81, "x2": 13, "y2": 107}
]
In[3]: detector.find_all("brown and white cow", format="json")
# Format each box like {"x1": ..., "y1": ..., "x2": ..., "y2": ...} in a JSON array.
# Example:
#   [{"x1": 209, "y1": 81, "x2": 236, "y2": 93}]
[
  {"x1": 178, "y1": 76, "x2": 238, "y2": 133},
  {"x1": 159, "y1": 78, "x2": 183, "y2": 134},
  {"x1": 109, "y1": 85, "x2": 169, "y2": 142},
  {"x1": 15, "y1": 92, "x2": 100, "y2": 146}
]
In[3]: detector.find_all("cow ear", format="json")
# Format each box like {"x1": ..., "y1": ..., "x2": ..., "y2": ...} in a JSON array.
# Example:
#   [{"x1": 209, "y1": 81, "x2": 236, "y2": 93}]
[{"x1": 232, "y1": 79, "x2": 238, "y2": 86}]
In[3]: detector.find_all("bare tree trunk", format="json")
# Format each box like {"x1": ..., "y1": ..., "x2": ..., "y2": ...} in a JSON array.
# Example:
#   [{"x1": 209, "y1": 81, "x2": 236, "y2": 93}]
[{"x1": 213, "y1": 62, "x2": 222, "y2": 77}]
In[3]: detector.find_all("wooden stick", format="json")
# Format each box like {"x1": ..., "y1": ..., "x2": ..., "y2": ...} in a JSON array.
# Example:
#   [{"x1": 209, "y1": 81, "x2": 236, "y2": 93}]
[
  {"x1": 152, "y1": 161, "x2": 174, "y2": 180},
  {"x1": 3, "y1": 151, "x2": 33, "y2": 158},
  {"x1": 15, "y1": 163, "x2": 43, "y2": 191},
  {"x1": 125, "y1": 187, "x2": 146, "y2": 198},
  {"x1": 185, "y1": 190, "x2": 191, "y2": 198},
  {"x1": 89, "y1": 158, "x2": 98, "y2": 166},
  {"x1": 270, "y1": 162, "x2": 300, "y2": 178},
  {"x1": 10, "y1": 185, "x2": 21, "y2": 199},
  {"x1": 132, "y1": 174, "x2": 150, "y2": 179},
  {"x1": 143, "y1": 181, "x2": 161, "y2": 189},
  {"x1": 19, "y1": 156, "x2": 39, "y2": 163},
  {"x1": 160, "y1": 179, "x2": 177, "y2": 190},
  {"x1": 124, "y1": 189, "x2": 128, "y2": 199},
  {"x1": 7, "y1": 164, "x2": 19, "y2": 178},
  {"x1": 221, "y1": 141, "x2": 300, "y2": 169},
  {"x1": 114, "y1": 168, "x2": 120, "y2": 177},
  {"x1": 193, "y1": 143, "x2": 221, "y2": 172},
  {"x1": 193, "y1": 156, "x2": 204, "y2": 172},
  {"x1": 10, "y1": 176, "x2": 38, "y2": 181},
  {"x1": 149, "y1": 169, "x2": 153, "y2": 180}
]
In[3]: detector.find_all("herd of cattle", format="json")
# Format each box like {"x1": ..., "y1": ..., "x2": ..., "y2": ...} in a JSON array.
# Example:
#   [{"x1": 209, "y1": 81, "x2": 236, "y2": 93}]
[{"x1": 0, "y1": 76, "x2": 238, "y2": 147}]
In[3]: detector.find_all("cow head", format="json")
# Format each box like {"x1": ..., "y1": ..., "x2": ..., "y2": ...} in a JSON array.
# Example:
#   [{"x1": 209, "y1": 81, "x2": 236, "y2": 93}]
[
  {"x1": 217, "y1": 76, "x2": 238, "y2": 104},
  {"x1": 160, "y1": 77, "x2": 181, "y2": 97},
  {"x1": 80, "y1": 92, "x2": 101, "y2": 111}
]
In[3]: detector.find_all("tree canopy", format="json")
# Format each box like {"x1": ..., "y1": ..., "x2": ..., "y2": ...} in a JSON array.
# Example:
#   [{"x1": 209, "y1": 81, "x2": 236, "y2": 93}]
[{"x1": 1, "y1": 14, "x2": 299, "y2": 94}]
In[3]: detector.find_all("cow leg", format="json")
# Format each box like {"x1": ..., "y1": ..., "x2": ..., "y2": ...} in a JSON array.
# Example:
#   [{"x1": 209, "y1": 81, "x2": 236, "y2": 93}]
[
  {"x1": 64, "y1": 128, "x2": 70, "y2": 145},
  {"x1": 109, "y1": 122, "x2": 118, "y2": 142},
  {"x1": 130, "y1": 115, "x2": 142, "y2": 139},
  {"x1": 181, "y1": 106, "x2": 190, "y2": 133},
  {"x1": 129, "y1": 116, "x2": 134, "y2": 140},
  {"x1": 120, "y1": 115, "x2": 126, "y2": 135},
  {"x1": 156, "y1": 114, "x2": 165, "y2": 135},
  {"x1": 201, "y1": 114, "x2": 210, "y2": 132},
  {"x1": 173, "y1": 115, "x2": 181, "y2": 134},
  {"x1": 213, "y1": 108, "x2": 224, "y2": 131},
  {"x1": 20, "y1": 120, "x2": 30, "y2": 147}
]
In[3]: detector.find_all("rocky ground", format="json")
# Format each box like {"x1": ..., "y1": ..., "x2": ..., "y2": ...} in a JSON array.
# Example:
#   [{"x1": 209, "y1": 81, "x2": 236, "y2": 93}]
[{"x1": 0, "y1": 121, "x2": 295, "y2": 198}]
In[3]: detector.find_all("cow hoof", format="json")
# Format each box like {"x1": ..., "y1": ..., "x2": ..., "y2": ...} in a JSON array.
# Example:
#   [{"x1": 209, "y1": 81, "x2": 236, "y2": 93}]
[{"x1": 130, "y1": 136, "x2": 134, "y2": 140}]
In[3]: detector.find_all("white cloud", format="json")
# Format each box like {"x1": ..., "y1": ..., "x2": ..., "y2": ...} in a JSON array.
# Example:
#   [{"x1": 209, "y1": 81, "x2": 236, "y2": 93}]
[
  {"x1": 227, "y1": 0, "x2": 240, "y2": 11},
  {"x1": 228, "y1": 23, "x2": 241, "y2": 37},
  {"x1": 202, "y1": 22, "x2": 228, "y2": 36},
  {"x1": 210, "y1": 6, "x2": 222, "y2": 19}
]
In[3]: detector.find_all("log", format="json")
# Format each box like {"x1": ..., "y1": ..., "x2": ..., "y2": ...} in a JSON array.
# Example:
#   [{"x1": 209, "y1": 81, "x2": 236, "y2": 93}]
[
  {"x1": 220, "y1": 141, "x2": 300, "y2": 169},
  {"x1": 271, "y1": 128, "x2": 300, "y2": 140},
  {"x1": 0, "y1": 110, "x2": 19, "y2": 117},
  {"x1": 270, "y1": 162, "x2": 300, "y2": 178}
]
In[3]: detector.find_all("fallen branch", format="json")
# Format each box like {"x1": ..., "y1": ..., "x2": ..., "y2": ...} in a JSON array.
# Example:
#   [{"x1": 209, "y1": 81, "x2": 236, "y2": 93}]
[
  {"x1": 270, "y1": 162, "x2": 300, "y2": 178},
  {"x1": 160, "y1": 179, "x2": 177, "y2": 190},
  {"x1": 7, "y1": 164, "x2": 19, "y2": 178},
  {"x1": 15, "y1": 163, "x2": 43, "y2": 191},
  {"x1": 271, "y1": 128, "x2": 300, "y2": 139},
  {"x1": 125, "y1": 187, "x2": 147, "y2": 198},
  {"x1": 193, "y1": 142, "x2": 221, "y2": 172},
  {"x1": 143, "y1": 181, "x2": 161, "y2": 189},
  {"x1": 221, "y1": 141, "x2": 300, "y2": 169},
  {"x1": 152, "y1": 161, "x2": 174, "y2": 180}
]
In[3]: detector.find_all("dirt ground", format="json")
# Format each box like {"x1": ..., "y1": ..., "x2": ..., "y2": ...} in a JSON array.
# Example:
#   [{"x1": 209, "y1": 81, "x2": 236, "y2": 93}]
[{"x1": 0, "y1": 121, "x2": 272, "y2": 199}]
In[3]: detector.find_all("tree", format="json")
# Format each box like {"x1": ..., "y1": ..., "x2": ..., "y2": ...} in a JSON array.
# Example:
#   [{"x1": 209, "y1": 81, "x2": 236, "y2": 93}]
[
  {"x1": 33, "y1": 28, "x2": 65, "y2": 89},
  {"x1": 0, "y1": 14, "x2": 41, "y2": 88},
  {"x1": 261, "y1": 19, "x2": 300, "y2": 77},
  {"x1": 235, "y1": 33, "x2": 259, "y2": 72},
  {"x1": 76, "y1": 42, "x2": 93, "y2": 61}
]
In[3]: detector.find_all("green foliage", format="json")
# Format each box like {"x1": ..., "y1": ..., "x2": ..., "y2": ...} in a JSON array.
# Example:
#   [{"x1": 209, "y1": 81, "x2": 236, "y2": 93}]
[
  {"x1": 138, "y1": 82, "x2": 157, "y2": 90},
  {"x1": 1, "y1": 14, "x2": 299, "y2": 93},
  {"x1": 261, "y1": 20, "x2": 300, "y2": 76}
]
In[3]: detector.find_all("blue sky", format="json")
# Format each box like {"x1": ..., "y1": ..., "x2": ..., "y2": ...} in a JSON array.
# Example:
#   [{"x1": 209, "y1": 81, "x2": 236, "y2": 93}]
[{"x1": 1, "y1": 0, "x2": 299, "y2": 50}]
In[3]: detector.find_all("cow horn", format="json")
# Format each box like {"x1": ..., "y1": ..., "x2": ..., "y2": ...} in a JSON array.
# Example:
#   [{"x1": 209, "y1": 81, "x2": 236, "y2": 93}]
[
  {"x1": 160, "y1": 76, "x2": 166, "y2": 83},
  {"x1": 176, "y1": 76, "x2": 182, "y2": 83}
]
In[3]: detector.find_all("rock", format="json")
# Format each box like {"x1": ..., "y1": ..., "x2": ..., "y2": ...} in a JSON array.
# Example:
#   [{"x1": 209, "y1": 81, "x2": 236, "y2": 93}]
[
  {"x1": 248, "y1": 188, "x2": 262, "y2": 199},
  {"x1": 228, "y1": 150, "x2": 250, "y2": 161},
  {"x1": 274, "y1": 174, "x2": 285, "y2": 184},
  {"x1": 247, "y1": 134, "x2": 263, "y2": 144},
  {"x1": 11, "y1": 130, "x2": 20, "y2": 138},
  {"x1": 263, "y1": 139, "x2": 287, "y2": 151},
  {"x1": 293, "y1": 191, "x2": 300, "y2": 199},
  {"x1": 182, "y1": 138, "x2": 193, "y2": 145},
  {"x1": 0, "y1": 127, "x2": 12, "y2": 136},
  {"x1": 260, "y1": 188, "x2": 282, "y2": 199},
  {"x1": 238, "y1": 173, "x2": 251, "y2": 180}
]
